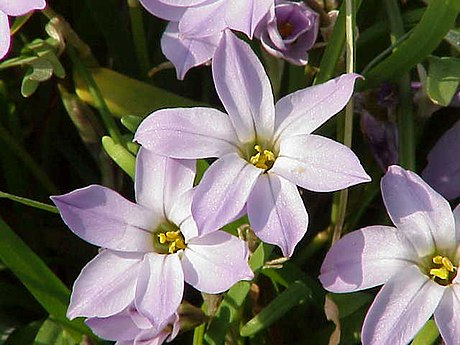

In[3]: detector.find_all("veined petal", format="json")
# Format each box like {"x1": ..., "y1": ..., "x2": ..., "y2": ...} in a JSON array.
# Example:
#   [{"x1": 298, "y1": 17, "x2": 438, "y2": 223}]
[
  {"x1": 135, "y1": 107, "x2": 238, "y2": 158},
  {"x1": 212, "y1": 31, "x2": 275, "y2": 143},
  {"x1": 274, "y1": 74, "x2": 360, "y2": 142},
  {"x1": 192, "y1": 152, "x2": 262, "y2": 235},
  {"x1": 362, "y1": 265, "x2": 444, "y2": 345},
  {"x1": 0, "y1": 0, "x2": 46, "y2": 16},
  {"x1": 135, "y1": 253, "x2": 184, "y2": 325},
  {"x1": 382, "y1": 165, "x2": 456, "y2": 257},
  {"x1": 161, "y1": 22, "x2": 221, "y2": 80},
  {"x1": 167, "y1": 189, "x2": 198, "y2": 241},
  {"x1": 182, "y1": 231, "x2": 253, "y2": 293},
  {"x1": 0, "y1": 12, "x2": 10, "y2": 59},
  {"x1": 67, "y1": 250, "x2": 142, "y2": 319},
  {"x1": 135, "y1": 148, "x2": 195, "y2": 217},
  {"x1": 272, "y1": 134, "x2": 370, "y2": 192},
  {"x1": 51, "y1": 185, "x2": 155, "y2": 252},
  {"x1": 225, "y1": 0, "x2": 273, "y2": 38},
  {"x1": 139, "y1": 0, "x2": 186, "y2": 21},
  {"x1": 86, "y1": 309, "x2": 142, "y2": 341},
  {"x1": 247, "y1": 173, "x2": 307, "y2": 257},
  {"x1": 434, "y1": 284, "x2": 460, "y2": 345},
  {"x1": 178, "y1": 0, "x2": 226, "y2": 38},
  {"x1": 320, "y1": 226, "x2": 417, "y2": 293},
  {"x1": 454, "y1": 204, "x2": 460, "y2": 244}
]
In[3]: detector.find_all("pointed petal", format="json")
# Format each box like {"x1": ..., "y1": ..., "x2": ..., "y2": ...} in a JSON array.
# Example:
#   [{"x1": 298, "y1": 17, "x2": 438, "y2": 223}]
[
  {"x1": 51, "y1": 185, "x2": 155, "y2": 252},
  {"x1": 167, "y1": 189, "x2": 198, "y2": 241},
  {"x1": 225, "y1": 0, "x2": 273, "y2": 38},
  {"x1": 67, "y1": 250, "x2": 142, "y2": 319},
  {"x1": 422, "y1": 120, "x2": 460, "y2": 200},
  {"x1": 272, "y1": 134, "x2": 370, "y2": 192},
  {"x1": 382, "y1": 165, "x2": 456, "y2": 257},
  {"x1": 212, "y1": 31, "x2": 275, "y2": 143},
  {"x1": 192, "y1": 153, "x2": 262, "y2": 234},
  {"x1": 139, "y1": 0, "x2": 185, "y2": 21},
  {"x1": 0, "y1": 0, "x2": 46, "y2": 16},
  {"x1": 434, "y1": 285, "x2": 460, "y2": 345},
  {"x1": 178, "y1": 1, "x2": 226, "y2": 38},
  {"x1": 362, "y1": 265, "x2": 444, "y2": 345},
  {"x1": 86, "y1": 309, "x2": 141, "y2": 341},
  {"x1": 135, "y1": 107, "x2": 238, "y2": 158},
  {"x1": 0, "y1": 12, "x2": 10, "y2": 59},
  {"x1": 135, "y1": 148, "x2": 195, "y2": 217},
  {"x1": 319, "y1": 225, "x2": 417, "y2": 293},
  {"x1": 182, "y1": 231, "x2": 253, "y2": 293},
  {"x1": 135, "y1": 253, "x2": 184, "y2": 325},
  {"x1": 247, "y1": 173, "x2": 307, "y2": 257},
  {"x1": 161, "y1": 22, "x2": 221, "y2": 79},
  {"x1": 274, "y1": 74, "x2": 360, "y2": 142}
]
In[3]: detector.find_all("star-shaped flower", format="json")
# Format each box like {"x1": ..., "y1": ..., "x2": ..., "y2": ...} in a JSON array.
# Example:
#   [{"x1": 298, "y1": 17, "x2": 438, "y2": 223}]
[
  {"x1": 0, "y1": 0, "x2": 46, "y2": 59},
  {"x1": 320, "y1": 165, "x2": 460, "y2": 345},
  {"x1": 135, "y1": 31, "x2": 370, "y2": 257},
  {"x1": 51, "y1": 148, "x2": 253, "y2": 326}
]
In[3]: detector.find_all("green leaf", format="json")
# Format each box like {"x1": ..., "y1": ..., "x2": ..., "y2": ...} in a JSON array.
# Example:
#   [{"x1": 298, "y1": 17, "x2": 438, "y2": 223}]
[
  {"x1": 21, "y1": 73, "x2": 39, "y2": 97},
  {"x1": 445, "y1": 29, "x2": 460, "y2": 52},
  {"x1": 0, "y1": 190, "x2": 58, "y2": 213},
  {"x1": 121, "y1": 115, "x2": 143, "y2": 133},
  {"x1": 0, "y1": 218, "x2": 96, "y2": 343},
  {"x1": 240, "y1": 281, "x2": 311, "y2": 337},
  {"x1": 75, "y1": 67, "x2": 201, "y2": 118},
  {"x1": 101, "y1": 136, "x2": 136, "y2": 179},
  {"x1": 362, "y1": 0, "x2": 460, "y2": 89},
  {"x1": 34, "y1": 319, "x2": 75, "y2": 345},
  {"x1": 426, "y1": 56, "x2": 460, "y2": 106},
  {"x1": 329, "y1": 292, "x2": 372, "y2": 319},
  {"x1": 5, "y1": 321, "x2": 42, "y2": 345},
  {"x1": 411, "y1": 319, "x2": 439, "y2": 345}
]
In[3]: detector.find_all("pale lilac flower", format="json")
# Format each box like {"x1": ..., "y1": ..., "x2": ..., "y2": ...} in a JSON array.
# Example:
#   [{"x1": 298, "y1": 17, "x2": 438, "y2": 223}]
[
  {"x1": 320, "y1": 165, "x2": 460, "y2": 345},
  {"x1": 135, "y1": 31, "x2": 370, "y2": 257},
  {"x1": 86, "y1": 306, "x2": 179, "y2": 345},
  {"x1": 422, "y1": 120, "x2": 460, "y2": 200},
  {"x1": 0, "y1": 0, "x2": 46, "y2": 59},
  {"x1": 139, "y1": 0, "x2": 273, "y2": 78},
  {"x1": 254, "y1": 0, "x2": 319, "y2": 65},
  {"x1": 51, "y1": 148, "x2": 253, "y2": 325}
]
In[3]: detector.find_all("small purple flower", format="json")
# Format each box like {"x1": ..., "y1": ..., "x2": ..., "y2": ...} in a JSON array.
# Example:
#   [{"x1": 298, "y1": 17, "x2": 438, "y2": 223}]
[
  {"x1": 255, "y1": 0, "x2": 319, "y2": 65},
  {"x1": 135, "y1": 31, "x2": 370, "y2": 257},
  {"x1": 139, "y1": 0, "x2": 273, "y2": 78},
  {"x1": 86, "y1": 306, "x2": 179, "y2": 345},
  {"x1": 0, "y1": 0, "x2": 46, "y2": 59},
  {"x1": 422, "y1": 120, "x2": 460, "y2": 200},
  {"x1": 51, "y1": 148, "x2": 253, "y2": 325},
  {"x1": 320, "y1": 165, "x2": 460, "y2": 345}
]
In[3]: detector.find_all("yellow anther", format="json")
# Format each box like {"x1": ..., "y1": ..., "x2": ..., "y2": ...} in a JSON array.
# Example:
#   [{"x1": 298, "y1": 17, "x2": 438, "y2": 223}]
[
  {"x1": 430, "y1": 255, "x2": 457, "y2": 282},
  {"x1": 249, "y1": 145, "x2": 275, "y2": 170},
  {"x1": 430, "y1": 267, "x2": 449, "y2": 280},
  {"x1": 157, "y1": 231, "x2": 186, "y2": 254},
  {"x1": 442, "y1": 257, "x2": 455, "y2": 272}
]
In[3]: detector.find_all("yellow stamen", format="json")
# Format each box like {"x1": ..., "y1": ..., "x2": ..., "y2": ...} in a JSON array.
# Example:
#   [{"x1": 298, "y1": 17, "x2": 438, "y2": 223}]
[
  {"x1": 430, "y1": 255, "x2": 457, "y2": 281},
  {"x1": 158, "y1": 231, "x2": 186, "y2": 254},
  {"x1": 249, "y1": 145, "x2": 275, "y2": 170}
]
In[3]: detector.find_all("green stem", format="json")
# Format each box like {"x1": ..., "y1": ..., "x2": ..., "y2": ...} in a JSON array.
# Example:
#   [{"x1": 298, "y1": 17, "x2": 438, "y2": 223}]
[
  {"x1": 0, "y1": 191, "x2": 58, "y2": 213},
  {"x1": 384, "y1": 0, "x2": 415, "y2": 170},
  {"x1": 127, "y1": 0, "x2": 150, "y2": 79},
  {"x1": 0, "y1": 122, "x2": 58, "y2": 195}
]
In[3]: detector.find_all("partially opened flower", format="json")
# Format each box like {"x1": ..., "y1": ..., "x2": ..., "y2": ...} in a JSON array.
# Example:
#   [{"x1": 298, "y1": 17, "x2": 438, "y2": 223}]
[
  {"x1": 139, "y1": 0, "x2": 273, "y2": 78},
  {"x1": 255, "y1": 0, "x2": 319, "y2": 65},
  {"x1": 51, "y1": 148, "x2": 253, "y2": 325},
  {"x1": 320, "y1": 165, "x2": 460, "y2": 345},
  {"x1": 135, "y1": 31, "x2": 370, "y2": 257},
  {"x1": 0, "y1": 0, "x2": 46, "y2": 59},
  {"x1": 86, "y1": 306, "x2": 180, "y2": 345}
]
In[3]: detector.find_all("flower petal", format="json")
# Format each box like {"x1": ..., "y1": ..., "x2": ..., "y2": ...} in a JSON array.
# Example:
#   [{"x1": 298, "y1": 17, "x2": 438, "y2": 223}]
[
  {"x1": 247, "y1": 173, "x2": 307, "y2": 257},
  {"x1": 135, "y1": 253, "x2": 184, "y2": 325},
  {"x1": 0, "y1": 12, "x2": 10, "y2": 59},
  {"x1": 139, "y1": 0, "x2": 186, "y2": 21},
  {"x1": 67, "y1": 250, "x2": 142, "y2": 319},
  {"x1": 167, "y1": 189, "x2": 198, "y2": 241},
  {"x1": 182, "y1": 231, "x2": 253, "y2": 293},
  {"x1": 178, "y1": 0, "x2": 226, "y2": 38},
  {"x1": 362, "y1": 265, "x2": 444, "y2": 345},
  {"x1": 225, "y1": 0, "x2": 273, "y2": 38},
  {"x1": 319, "y1": 225, "x2": 417, "y2": 293},
  {"x1": 86, "y1": 309, "x2": 141, "y2": 342},
  {"x1": 160, "y1": 22, "x2": 221, "y2": 79},
  {"x1": 135, "y1": 107, "x2": 238, "y2": 158},
  {"x1": 51, "y1": 185, "x2": 155, "y2": 252},
  {"x1": 135, "y1": 148, "x2": 195, "y2": 217},
  {"x1": 192, "y1": 153, "x2": 262, "y2": 235},
  {"x1": 434, "y1": 285, "x2": 460, "y2": 345},
  {"x1": 272, "y1": 134, "x2": 370, "y2": 192},
  {"x1": 0, "y1": 0, "x2": 46, "y2": 16},
  {"x1": 212, "y1": 30, "x2": 275, "y2": 143},
  {"x1": 454, "y1": 204, "x2": 460, "y2": 244},
  {"x1": 274, "y1": 74, "x2": 360, "y2": 142},
  {"x1": 382, "y1": 165, "x2": 456, "y2": 257},
  {"x1": 156, "y1": 0, "x2": 207, "y2": 6}
]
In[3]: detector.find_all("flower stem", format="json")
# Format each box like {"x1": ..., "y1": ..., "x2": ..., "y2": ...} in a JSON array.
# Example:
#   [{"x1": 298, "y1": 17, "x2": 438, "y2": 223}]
[{"x1": 126, "y1": 0, "x2": 150, "y2": 79}]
